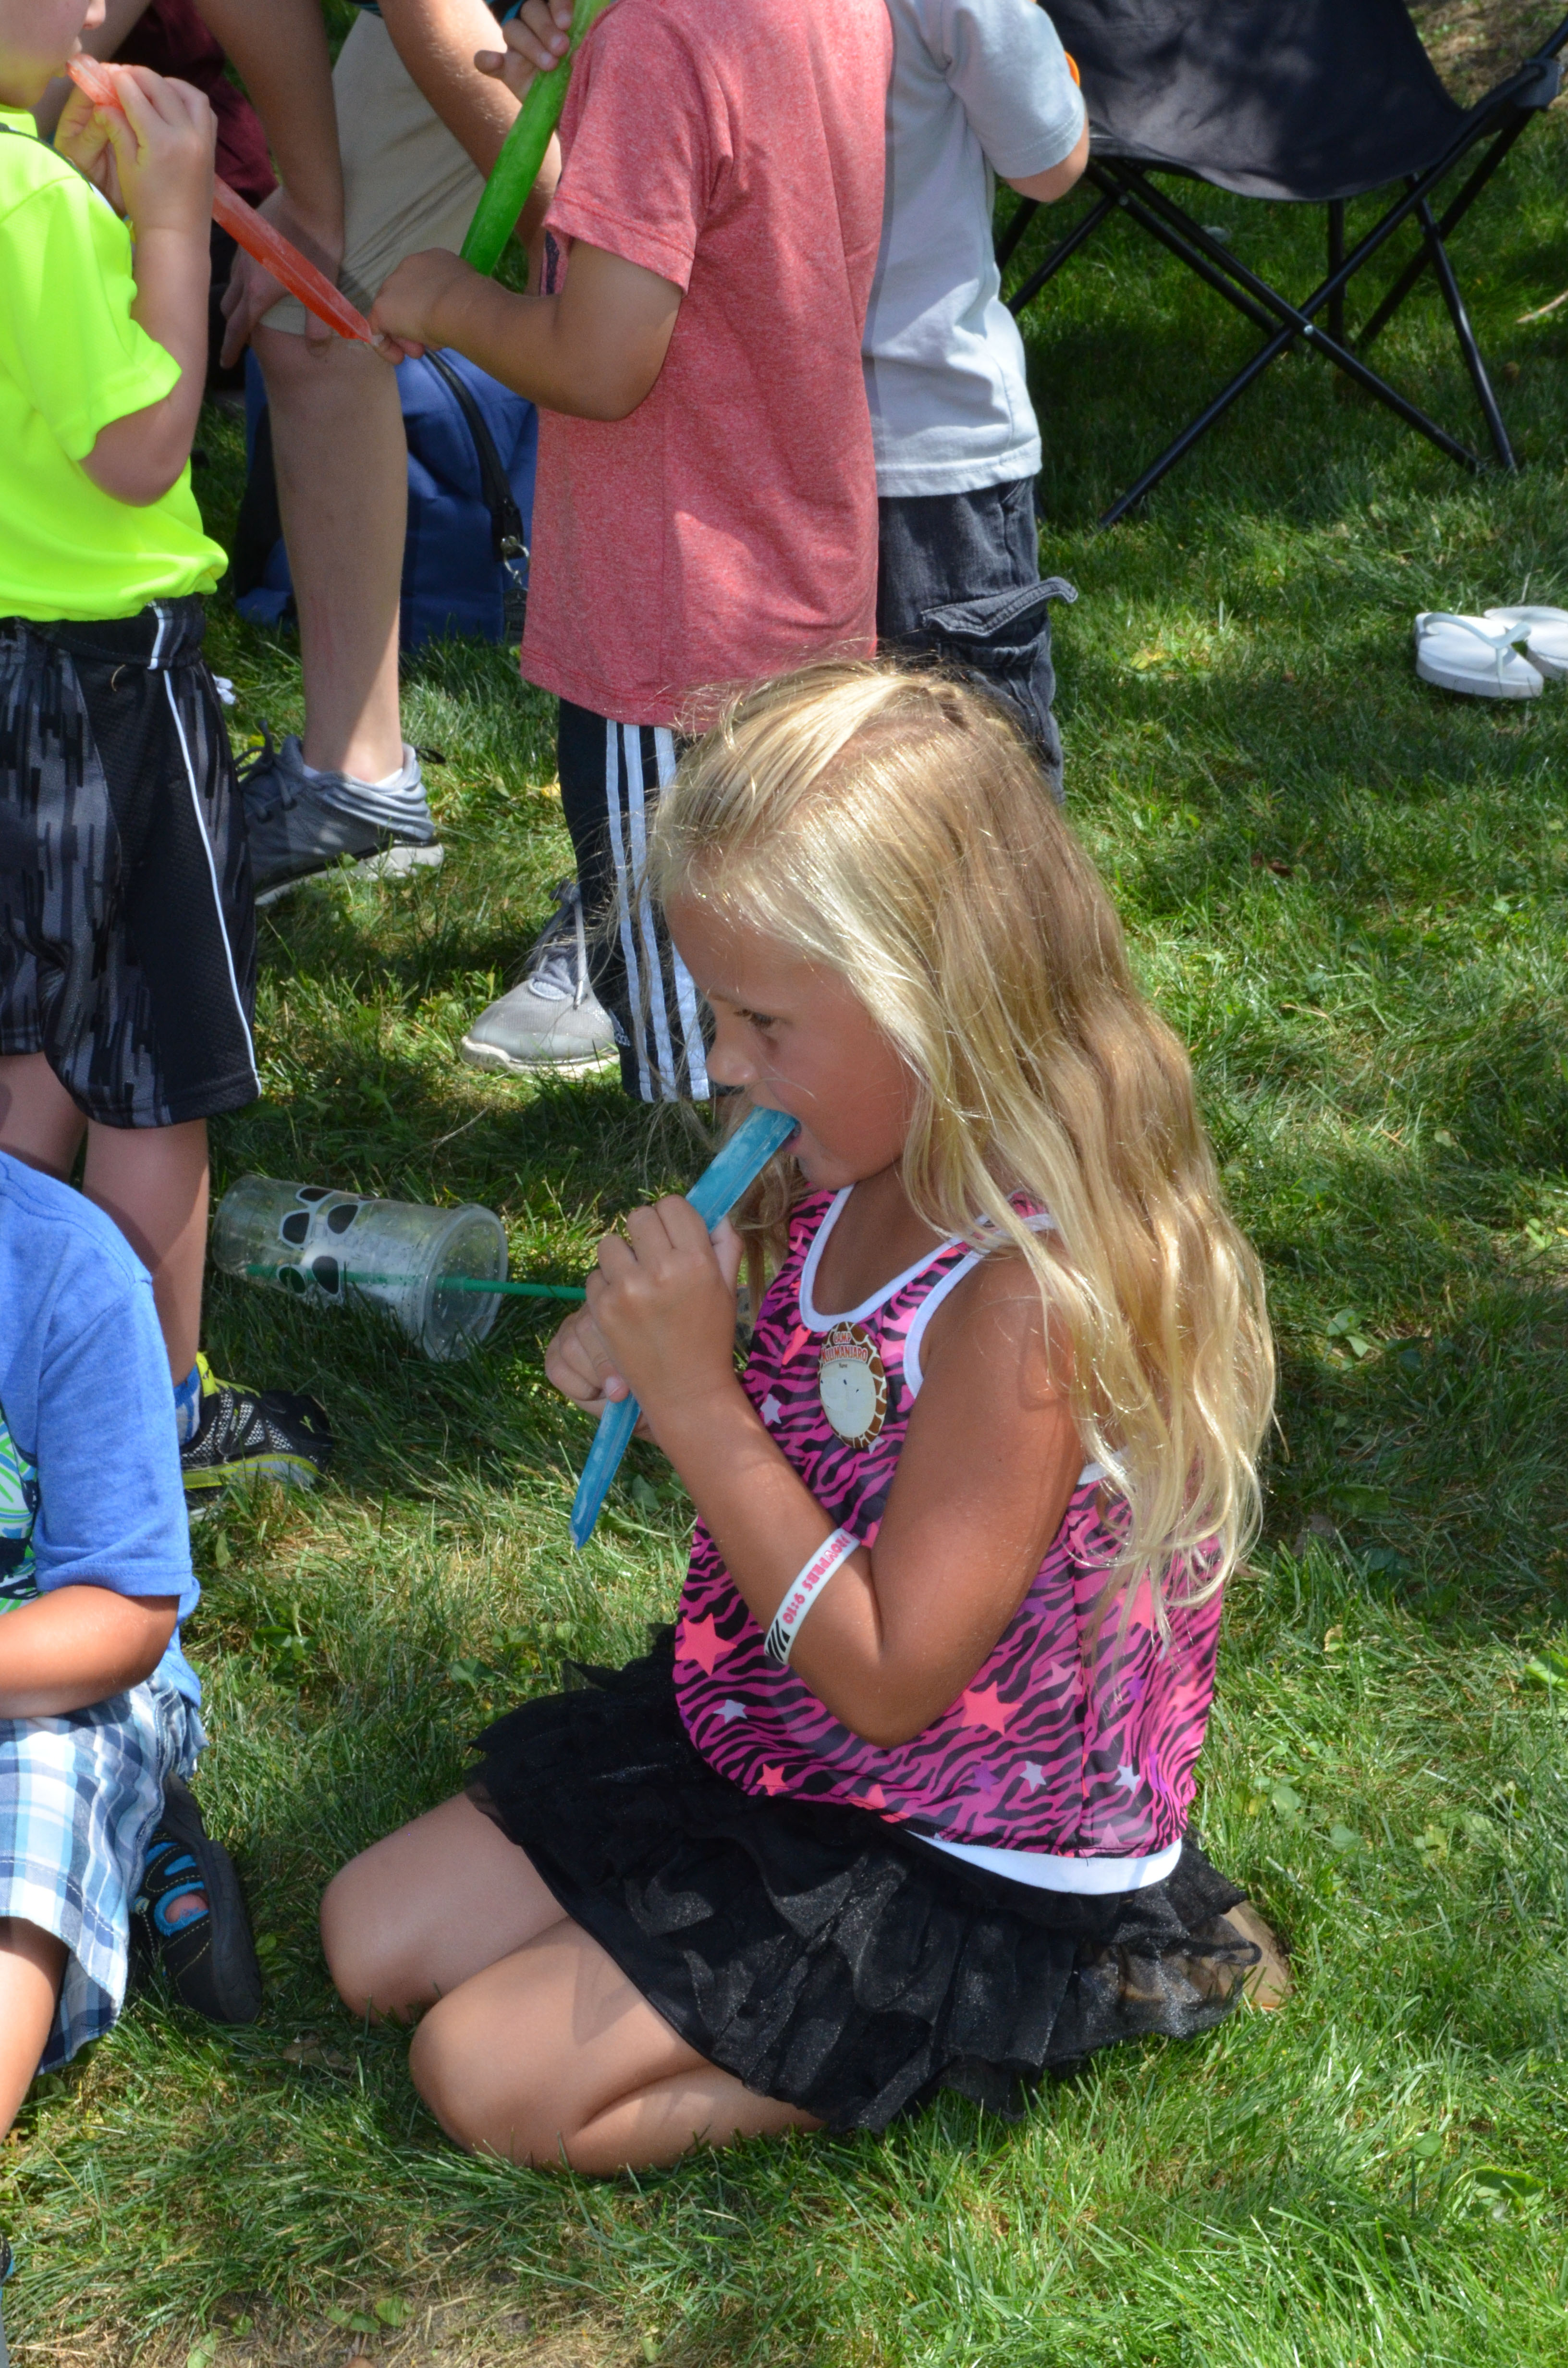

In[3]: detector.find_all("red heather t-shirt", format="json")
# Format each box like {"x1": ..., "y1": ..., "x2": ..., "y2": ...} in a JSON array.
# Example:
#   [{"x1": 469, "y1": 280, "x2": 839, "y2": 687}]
[{"x1": 521, "y1": 0, "x2": 891, "y2": 728}]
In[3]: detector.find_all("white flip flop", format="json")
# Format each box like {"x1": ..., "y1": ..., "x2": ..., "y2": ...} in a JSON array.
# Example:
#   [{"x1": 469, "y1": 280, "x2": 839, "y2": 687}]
[
  {"x1": 1484, "y1": 604, "x2": 1568, "y2": 681},
  {"x1": 1413, "y1": 611, "x2": 1543, "y2": 699}
]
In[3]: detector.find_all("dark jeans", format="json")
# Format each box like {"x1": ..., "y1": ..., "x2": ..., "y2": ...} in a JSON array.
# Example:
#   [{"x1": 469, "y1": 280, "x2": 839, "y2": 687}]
[{"x1": 877, "y1": 480, "x2": 1075, "y2": 799}]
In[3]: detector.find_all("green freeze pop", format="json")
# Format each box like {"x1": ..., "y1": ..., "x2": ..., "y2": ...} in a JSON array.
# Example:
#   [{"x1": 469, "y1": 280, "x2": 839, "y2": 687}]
[
  {"x1": 460, "y1": 0, "x2": 615, "y2": 276},
  {"x1": 242, "y1": 1265, "x2": 585, "y2": 1302}
]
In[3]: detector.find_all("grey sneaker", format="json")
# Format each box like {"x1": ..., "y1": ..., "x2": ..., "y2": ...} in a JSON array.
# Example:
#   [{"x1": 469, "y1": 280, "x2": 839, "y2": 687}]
[
  {"x1": 460, "y1": 879, "x2": 618, "y2": 1076},
  {"x1": 238, "y1": 730, "x2": 444, "y2": 908}
]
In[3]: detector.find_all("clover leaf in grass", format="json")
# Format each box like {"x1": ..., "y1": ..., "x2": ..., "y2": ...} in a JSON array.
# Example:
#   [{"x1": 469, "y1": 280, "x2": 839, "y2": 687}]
[
  {"x1": 1470, "y1": 2166, "x2": 1545, "y2": 2218},
  {"x1": 630, "y1": 1474, "x2": 661, "y2": 1514},
  {"x1": 1522, "y1": 1645, "x2": 1568, "y2": 1691},
  {"x1": 1409, "y1": 2133, "x2": 1443, "y2": 2162},
  {"x1": 1323, "y1": 1308, "x2": 1374, "y2": 1359},
  {"x1": 1327, "y1": 1481, "x2": 1393, "y2": 1518},
  {"x1": 1326, "y1": 1822, "x2": 1361, "y2": 1852},
  {"x1": 375, "y1": 2297, "x2": 411, "y2": 2327},
  {"x1": 326, "y1": 2304, "x2": 381, "y2": 2335}
]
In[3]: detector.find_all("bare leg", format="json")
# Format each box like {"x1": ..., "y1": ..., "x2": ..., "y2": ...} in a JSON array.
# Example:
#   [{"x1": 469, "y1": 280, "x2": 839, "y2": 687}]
[
  {"x1": 0, "y1": 1919, "x2": 66, "y2": 2138},
  {"x1": 410, "y1": 1925, "x2": 821, "y2": 2173},
  {"x1": 251, "y1": 326, "x2": 408, "y2": 784},
  {"x1": 0, "y1": 1051, "x2": 87, "y2": 1182},
  {"x1": 322, "y1": 1794, "x2": 820, "y2": 2174},
  {"x1": 322, "y1": 1793, "x2": 571, "y2": 2019},
  {"x1": 82, "y1": 1120, "x2": 208, "y2": 1384},
  {"x1": 0, "y1": 1060, "x2": 208, "y2": 1382}
]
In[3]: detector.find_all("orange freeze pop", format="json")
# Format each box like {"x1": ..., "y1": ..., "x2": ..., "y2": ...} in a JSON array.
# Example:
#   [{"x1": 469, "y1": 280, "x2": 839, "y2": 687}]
[{"x1": 66, "y1": 54, "x2": 379, "y2": 345}]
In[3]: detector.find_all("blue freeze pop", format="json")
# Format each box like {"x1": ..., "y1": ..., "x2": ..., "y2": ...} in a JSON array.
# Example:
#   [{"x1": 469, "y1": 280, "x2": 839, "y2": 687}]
[{"x1": 570, "y1": 1103, "x2": 799, "y2": 1549}]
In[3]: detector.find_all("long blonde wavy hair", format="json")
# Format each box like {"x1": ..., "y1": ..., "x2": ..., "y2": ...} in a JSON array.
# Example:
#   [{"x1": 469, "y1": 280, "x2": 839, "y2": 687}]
[{"x1": 647, "y1": 660, "x2": 1274, "y2": 1625}]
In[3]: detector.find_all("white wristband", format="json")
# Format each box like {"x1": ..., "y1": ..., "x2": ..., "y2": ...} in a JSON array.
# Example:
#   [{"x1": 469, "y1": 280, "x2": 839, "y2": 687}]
[{"x1": 763, "y1": 1527, "x2": 858, "y2": 1667}]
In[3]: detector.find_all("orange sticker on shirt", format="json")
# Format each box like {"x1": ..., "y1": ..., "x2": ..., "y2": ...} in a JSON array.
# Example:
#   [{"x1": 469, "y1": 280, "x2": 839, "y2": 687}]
[{"x1": 817, "y1": 1321, "x2": 888, "y2": 1446}]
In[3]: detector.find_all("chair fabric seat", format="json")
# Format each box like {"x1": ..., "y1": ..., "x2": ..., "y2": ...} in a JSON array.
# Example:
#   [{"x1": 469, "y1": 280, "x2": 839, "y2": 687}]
[{"x1": 1046, "y1": 0, "x2": 1472, "y2": 200}]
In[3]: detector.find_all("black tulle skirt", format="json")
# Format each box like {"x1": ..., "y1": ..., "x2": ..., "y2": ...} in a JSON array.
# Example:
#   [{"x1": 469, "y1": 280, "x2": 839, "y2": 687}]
[{"x1": 469, "y1": 1637, "x2": 1258, "y2": 2133}]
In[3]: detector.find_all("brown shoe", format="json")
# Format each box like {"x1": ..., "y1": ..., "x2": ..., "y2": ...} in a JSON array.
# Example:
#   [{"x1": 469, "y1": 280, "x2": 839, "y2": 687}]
[{"x1": 1225, "y1": 1902, "x2": 1291, "y2": 2009}]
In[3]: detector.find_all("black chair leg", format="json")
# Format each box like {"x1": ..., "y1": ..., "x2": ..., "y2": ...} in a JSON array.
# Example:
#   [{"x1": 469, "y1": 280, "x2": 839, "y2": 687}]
[
  {"x1": 1100, "y1": 320, "x2": 1298, "y2": 524},
  {"x1": 994, "y1": 194, "x2": 1038, "y2": 273},
  {"x1": 1359, "y1": 117, "x2": 1528, "y2": 350},
  {"x1": 1005, "y1": 187, "x2": 1122, "y2": 318},
  {"x1": 1327, "y1": 201, "x2": 1345, "y2": 346},
  {"x1": 1414, "y1": 197, "x2": 1516, "y2": 467},
  {"x1": 1094, "y1": 165, "x2": 1486, "y2": 523},
  {"x1": 1099, "y1": 175, "x2": 1277, "y2": 334},
  {"x1": 1109, "y1": 168, "x2": 1482, "y2": 463}
]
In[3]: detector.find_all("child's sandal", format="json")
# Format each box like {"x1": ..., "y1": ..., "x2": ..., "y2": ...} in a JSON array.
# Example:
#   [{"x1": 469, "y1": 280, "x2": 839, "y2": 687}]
[{"x1": 134, "y1": 1776, "x2": 264, "y2": 2026}]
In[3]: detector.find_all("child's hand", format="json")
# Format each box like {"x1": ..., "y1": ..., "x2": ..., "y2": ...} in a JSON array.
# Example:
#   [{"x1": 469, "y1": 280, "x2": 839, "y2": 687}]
[
  {"x1": 545, "y1": 1303, "x2": 631, "y2": 1416},
  {"x1": 54, "y1": 84, "x2": 121, "y2": 207},
  {"x1": 582, "y1": 1207, "x2": 744, "y2": 1432},
  {"x1": 220, "y1": 188, "x2": 346, "y2": 365},
  {"x1": 476, "y1": 1, "x2": 576, "y2": 101},
  {"x1": 369, "y1": 248, "x2": 481, "y2": 363},
  {"x1": 100, "y1": 67, "x2": 215, "y2": 242}
]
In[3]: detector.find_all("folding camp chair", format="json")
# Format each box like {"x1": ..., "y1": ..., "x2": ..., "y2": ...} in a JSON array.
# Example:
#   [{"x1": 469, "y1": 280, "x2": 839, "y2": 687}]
[{"x1": 998, "y1": 0, "x2": 1568, "y2": 523}]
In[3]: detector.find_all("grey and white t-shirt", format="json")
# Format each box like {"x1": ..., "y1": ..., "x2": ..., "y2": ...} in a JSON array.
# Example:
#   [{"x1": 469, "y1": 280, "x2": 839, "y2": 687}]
[{"x1": 866, "y1": 0, "x2": 1084, "y2": 499}]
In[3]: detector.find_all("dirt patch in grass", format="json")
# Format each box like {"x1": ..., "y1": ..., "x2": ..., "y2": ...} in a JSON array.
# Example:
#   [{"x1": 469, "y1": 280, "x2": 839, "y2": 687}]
[
  {"x1": 1411, "y1": 0, "x2": 1566, "y2": 99},
  {"x1": 24, "y1": 2299, "x2": 643, "y2": 2368}
]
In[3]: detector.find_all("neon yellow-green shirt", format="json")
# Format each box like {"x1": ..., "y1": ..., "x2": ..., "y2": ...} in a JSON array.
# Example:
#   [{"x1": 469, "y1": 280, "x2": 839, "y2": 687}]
[{"x1": 0, "y1": 108, "x2": 224, "y2": 622}]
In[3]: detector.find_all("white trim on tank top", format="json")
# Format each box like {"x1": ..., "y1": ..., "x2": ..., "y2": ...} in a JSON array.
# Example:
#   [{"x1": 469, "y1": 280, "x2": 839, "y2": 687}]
[
  {"x1": 901, "y1": 1211, "x2": 1058, "y2": 1396},
  {"x1": 922, "y1": 1831, "x2": 1182, "y2": 1894},
  {"x1": 796, "y1": 1187, "x2": 957, "y2": 1330}
]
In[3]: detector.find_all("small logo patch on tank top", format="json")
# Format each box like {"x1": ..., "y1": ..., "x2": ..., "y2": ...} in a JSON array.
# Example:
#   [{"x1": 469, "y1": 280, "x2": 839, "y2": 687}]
[{"x1": 817, "y1": 1321, "x2": 888, "y2": 1445}]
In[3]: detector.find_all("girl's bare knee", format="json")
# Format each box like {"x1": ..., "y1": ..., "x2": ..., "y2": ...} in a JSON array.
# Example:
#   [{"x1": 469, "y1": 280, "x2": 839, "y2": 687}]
[
  {"x1": 319, "y1": 1858, "x2": 405, "y2": 2020},
  {"x1": 408, "y1": 1997, "x2": 562, "y2": 2166}
]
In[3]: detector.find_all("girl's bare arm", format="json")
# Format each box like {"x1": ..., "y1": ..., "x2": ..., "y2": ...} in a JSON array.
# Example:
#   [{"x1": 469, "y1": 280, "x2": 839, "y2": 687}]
[{"x1": 549, "y1": 1202, "x2": 1080, "y2": 1747}]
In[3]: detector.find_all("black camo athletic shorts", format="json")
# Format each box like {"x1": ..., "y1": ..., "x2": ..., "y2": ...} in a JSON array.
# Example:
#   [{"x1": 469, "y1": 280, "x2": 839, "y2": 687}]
[{"x1": 0, "y1": 598, "x2": 259, "y2": 1129}]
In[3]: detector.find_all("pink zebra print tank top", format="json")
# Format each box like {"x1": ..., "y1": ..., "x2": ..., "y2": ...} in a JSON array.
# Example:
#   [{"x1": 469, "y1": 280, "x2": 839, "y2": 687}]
[{"x1": 673, "y1": 1188, "x2": 1227, "y2": 1863}]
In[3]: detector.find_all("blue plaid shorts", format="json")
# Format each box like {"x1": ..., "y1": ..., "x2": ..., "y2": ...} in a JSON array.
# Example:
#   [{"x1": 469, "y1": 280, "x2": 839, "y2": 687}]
[{"x1": 0, "y1": 1673, "x2": 205, "y2": 2070}]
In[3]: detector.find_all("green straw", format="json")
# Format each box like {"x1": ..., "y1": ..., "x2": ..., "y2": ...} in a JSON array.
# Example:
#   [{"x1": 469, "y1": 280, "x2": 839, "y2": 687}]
[
  {"x1": 242, "y1": 1264, "x2": 585, "y2": 1303},
  {"x1": 460, "y1": 0, "x2": 615, "y2": 276}
]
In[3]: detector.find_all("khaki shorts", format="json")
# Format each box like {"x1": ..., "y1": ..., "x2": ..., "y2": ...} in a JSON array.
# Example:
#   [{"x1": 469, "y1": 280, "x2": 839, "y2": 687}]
[{"x1": 263, "y1": 11, "x2": 485, "y2": 335}]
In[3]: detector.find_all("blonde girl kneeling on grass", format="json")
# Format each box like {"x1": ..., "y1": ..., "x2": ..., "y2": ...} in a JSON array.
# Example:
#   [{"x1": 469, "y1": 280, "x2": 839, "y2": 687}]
[{"x1": 322, "y1": 662, "x2": 1279, "y2": 2171}]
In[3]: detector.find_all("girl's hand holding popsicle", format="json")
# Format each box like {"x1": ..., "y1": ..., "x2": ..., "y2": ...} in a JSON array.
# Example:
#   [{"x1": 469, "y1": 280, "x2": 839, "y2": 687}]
[{"x1": 545, "y1": 1212, "x2": 744, "y2": 1433}]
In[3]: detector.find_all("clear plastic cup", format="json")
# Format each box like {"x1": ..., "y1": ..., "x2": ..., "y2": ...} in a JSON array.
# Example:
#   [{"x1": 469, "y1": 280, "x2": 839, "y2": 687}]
[{"x1": 212, "y1": 1177, "x2": 508, "y2": 1361}]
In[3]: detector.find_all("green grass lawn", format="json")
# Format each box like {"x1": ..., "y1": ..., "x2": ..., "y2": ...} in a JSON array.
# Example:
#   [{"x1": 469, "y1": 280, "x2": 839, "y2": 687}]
[{"x1": 9, "y1": 93, "x2": 1568, "y2": 2368}]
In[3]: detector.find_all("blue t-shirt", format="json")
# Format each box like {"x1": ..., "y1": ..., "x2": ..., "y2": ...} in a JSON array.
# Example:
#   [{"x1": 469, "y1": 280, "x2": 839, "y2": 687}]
[{"x1": 0, "y1": 1150, "x2": 199, "y2": 1703}]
